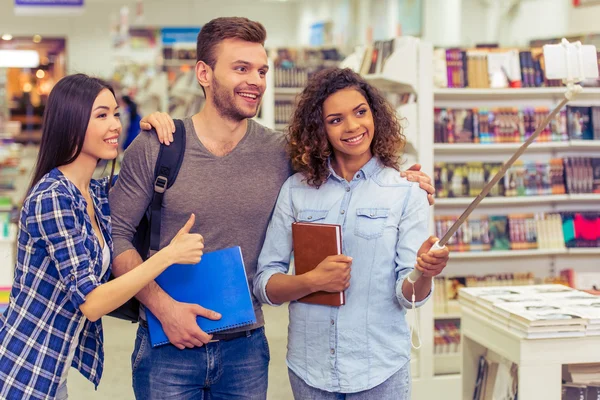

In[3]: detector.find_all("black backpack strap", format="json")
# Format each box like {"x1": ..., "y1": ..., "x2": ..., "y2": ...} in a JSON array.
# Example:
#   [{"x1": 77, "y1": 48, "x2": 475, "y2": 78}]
[{"x1": 149, "y1": 119, "x2": 186, "y2": 252}]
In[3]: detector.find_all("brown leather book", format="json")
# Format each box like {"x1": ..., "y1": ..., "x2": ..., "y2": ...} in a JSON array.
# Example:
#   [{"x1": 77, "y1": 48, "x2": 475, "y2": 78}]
[{"x1": 292, "y1": 222, "x2": 345, "y2": 306}]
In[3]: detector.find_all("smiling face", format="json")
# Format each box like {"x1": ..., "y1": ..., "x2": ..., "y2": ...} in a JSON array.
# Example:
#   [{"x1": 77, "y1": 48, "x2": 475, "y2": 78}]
[
  {"x1": 207, "y1": 38, "x2": 269, "y2": 122},
  {"x1": 79, "y1": 88, "x2": 121, "y2": 162},
  {"x1": 322, "y1": 87, "x2": 375, "y2": 165}
]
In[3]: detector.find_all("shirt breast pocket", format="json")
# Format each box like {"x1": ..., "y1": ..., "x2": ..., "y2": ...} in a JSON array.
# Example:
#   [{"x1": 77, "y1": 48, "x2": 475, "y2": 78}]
[
  {"x1": 355, "y1": 208, "x2": 390, "y2": 239},
  {"x1": 296, "y1": 209, "x2": 329, "y2": 223}
]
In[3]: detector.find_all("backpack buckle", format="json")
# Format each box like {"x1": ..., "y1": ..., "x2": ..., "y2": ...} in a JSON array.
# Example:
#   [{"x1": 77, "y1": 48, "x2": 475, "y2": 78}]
[{"x1": 154, "y1": 176, "x2": 168, "y2": 193}]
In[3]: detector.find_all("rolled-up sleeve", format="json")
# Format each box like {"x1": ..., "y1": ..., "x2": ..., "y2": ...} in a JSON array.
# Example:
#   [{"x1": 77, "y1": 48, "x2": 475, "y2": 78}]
[
  {"x1": 109, "y1": 132, "x2": 155, "y2": 257},
  {"x1": 28, "y1": 191, "x2": 99, "y2": 309},
  {"x1": 253, "y1": 178, "x2": 295, "y2": 306},
  {"x1": 394, "y1": 183, "x2": 433, "y2": 309}
]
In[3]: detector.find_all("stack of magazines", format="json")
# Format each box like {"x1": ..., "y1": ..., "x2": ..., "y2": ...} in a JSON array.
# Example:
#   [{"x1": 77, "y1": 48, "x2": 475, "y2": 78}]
[{"x1": 459, "y1": 284, "x2": 600, "y2": 339}]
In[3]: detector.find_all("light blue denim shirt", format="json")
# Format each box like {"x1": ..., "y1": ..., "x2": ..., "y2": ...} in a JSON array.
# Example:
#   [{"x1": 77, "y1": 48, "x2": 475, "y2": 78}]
[{"x1": 254, "y1": 156, "x2": 432, "y2": 393}]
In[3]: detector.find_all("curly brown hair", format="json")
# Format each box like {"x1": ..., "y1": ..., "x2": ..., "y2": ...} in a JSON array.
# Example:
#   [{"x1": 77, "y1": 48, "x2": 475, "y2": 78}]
[{"x1": 286, "y1": 68, "x2": 405, "y2": 188}]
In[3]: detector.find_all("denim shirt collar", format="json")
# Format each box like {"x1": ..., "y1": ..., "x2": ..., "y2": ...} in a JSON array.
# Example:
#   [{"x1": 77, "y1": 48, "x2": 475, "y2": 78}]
[{"x1": 327, "y1": 156, "x2": 382, "y2": 182}]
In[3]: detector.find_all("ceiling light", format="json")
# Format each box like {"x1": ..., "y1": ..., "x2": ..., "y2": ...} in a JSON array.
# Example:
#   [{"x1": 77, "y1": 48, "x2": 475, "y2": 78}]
[
  {"x1": 2, "y1": 34, "x2": 13, "y2": 41},
  {"x1": 33, "y1": 35, "x2": 42, "y2": 43}
]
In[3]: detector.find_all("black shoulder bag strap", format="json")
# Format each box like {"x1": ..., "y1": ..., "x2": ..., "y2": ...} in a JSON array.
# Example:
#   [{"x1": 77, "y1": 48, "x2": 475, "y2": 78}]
[{"x1": 149, "y1": 118, "x2": 186, "y2": 253}]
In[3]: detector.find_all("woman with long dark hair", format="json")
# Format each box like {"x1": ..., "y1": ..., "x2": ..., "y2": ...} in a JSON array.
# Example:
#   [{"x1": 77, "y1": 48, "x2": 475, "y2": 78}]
[
  {"x1": 253, "y1": 68, "x2": 450, "y2": 399},
  {"x1": 0, "y1": 74, "x2": 207, "y2": 400}
]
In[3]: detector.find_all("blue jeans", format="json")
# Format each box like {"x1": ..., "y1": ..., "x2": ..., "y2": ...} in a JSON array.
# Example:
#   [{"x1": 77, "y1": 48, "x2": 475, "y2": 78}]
[
  {"x1": 131, "y1": 323, "x2": 270, "y2": 400},
  {"x1": 288, "y1": 361, "x2": 411, "y2": 400}
]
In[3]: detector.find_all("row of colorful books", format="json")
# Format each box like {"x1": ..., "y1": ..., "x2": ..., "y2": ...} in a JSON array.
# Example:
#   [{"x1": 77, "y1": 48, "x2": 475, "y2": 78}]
[
  {"x1": 435, "y1": 212, "x2": 600, "y2": 252},
  {"x1": 434, "y1": 158, "x2": 600, "y2": 198},
  {"x1": 459, "y1": 284, "x2": 600, "y2": 339},
  {"x1": 434, "y1": 106, "x2": 600, "y2": 144},
  {"x1": 274, "y1": 100, "x2": 295, "y2": 125},
  {"x1": 434, "y1": 321, "x2": 460, "y2": 354},
  {"x1": 434, "y1": 47, "x2": 600, "y2": 89},
  {"x1": 272, "y1": 47, "x2": 342, "y2": 89}
]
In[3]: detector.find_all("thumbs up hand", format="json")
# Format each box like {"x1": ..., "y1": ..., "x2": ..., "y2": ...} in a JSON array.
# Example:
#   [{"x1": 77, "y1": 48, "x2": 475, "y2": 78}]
[{"x1": 168, "y1": 214, "x2": 205, "y2": 264}]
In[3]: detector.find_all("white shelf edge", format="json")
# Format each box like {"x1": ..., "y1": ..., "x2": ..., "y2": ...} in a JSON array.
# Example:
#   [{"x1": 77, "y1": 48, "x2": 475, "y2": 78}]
[
  {"x1": 363, "y1": 74, "x2": 416, "y2": 94},
  {"x1": 274, "y1": 87, "x2": 303, "y2": 95},
  {"x1": 450, "y1": 249, "x2": 566, "y2": 259},
  {"x1": 449, "y1": 248, "x2": 600, "y2": 259},
  {"x1": 433, "y1": 352, "x2": 462, "y2": 358},
  {"x1": 434, "y1": 141, "x2": 600, "y2": 152},
  {"x1": 436, "y1": 194, "x2": 600, "y2": 207},
  {"x1": 435, "y1": 313, "x2": 462, "y2": 319},
  {"x1": 434, "y1": 87, "x2": 600, "y2": 99},
  {"x1": 568, "y1": 248, "x2": 600, "y2": 255}
]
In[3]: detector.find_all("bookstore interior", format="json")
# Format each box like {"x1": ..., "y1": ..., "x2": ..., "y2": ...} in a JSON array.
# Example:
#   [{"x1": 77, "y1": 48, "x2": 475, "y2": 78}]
[{"x1": 1, "y1": 0, "x2": 600, "y2": 399}]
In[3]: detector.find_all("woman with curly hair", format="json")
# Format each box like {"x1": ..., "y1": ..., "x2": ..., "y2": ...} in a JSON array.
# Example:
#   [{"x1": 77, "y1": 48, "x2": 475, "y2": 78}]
[{"x1": 254, "y1": 67, "x2": 450, "y2": 399}]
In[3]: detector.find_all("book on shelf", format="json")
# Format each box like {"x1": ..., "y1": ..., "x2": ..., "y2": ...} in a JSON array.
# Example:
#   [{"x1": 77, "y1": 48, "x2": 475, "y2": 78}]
[
  {"x1": 274, "y1": 100, "x2": 295, "y2": 125},
  {"x1": 358, "y1": 39, "x2": 396, "y2": 76},
  {"x1": 568, "y1": 363, "x2": 600, "y2": 385},
  {"x1": 433, "y1": 45, "x2": 600, "y2": 89},
  {"x1": 435, "y1": 158, "x2": 599, "y2": 199},
  {"x1": 561, "y1": 212, "x2": 600, "y2": 248},
  {"x1": 472, "y1": 354, "x2": 518, "y2": 400},
  {"x1": 434, "y1": 106, "x2": 600, "y2": 144},
  {"x1": 435, "y1": 212, "x2": 570, "y2": 253},
  {"x1": 560, "y1": 269, "x2": 600, "y2": 291},
  {"x1": 272, "y1": 47, "x2": 342, "y2": 89},
  {"x1": 434, "y1": 321, "x2": 461, "y2": 354}
]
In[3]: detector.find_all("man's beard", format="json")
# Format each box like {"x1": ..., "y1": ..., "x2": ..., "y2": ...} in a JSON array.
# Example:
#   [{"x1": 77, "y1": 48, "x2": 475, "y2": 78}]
[{"x1": 212, "y1": 77, "x2": 260, "y2": 122}]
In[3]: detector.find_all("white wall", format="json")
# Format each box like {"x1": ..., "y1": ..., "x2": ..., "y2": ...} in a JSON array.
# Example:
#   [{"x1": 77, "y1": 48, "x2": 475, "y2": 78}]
[
  {"x1": 458, "y1": 0, "x2": 598, "y2": 48},
  {"x1": 296, "y1": 0, "x2": 354, "y2": 49},
  {"x1": 568, "y1": 2, "x2": 600, "y2": 37},
  {"x1": 0, "y1": 0, "x2": 298, "y2": 77}
]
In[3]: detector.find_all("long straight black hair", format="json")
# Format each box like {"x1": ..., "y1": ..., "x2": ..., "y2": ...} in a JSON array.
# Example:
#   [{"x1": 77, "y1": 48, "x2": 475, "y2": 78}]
[{"x1": 29, "y1": 73, "x2": 115, "y2": 192}]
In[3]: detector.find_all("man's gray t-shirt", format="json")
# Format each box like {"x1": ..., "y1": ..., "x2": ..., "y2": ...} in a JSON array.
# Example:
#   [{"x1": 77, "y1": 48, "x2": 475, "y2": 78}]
[{"x1": 109, "y1": 118, "x2": 292, "y2": 331}]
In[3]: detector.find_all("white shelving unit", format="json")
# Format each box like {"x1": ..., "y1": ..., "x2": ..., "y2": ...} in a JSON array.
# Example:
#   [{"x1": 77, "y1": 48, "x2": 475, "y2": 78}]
[
  {"x1": 461, "y1": 302, "x2": 600, "y2": 400},
  {"x1": 433, "y1": 80, "x2": 600, "y2": 399}
]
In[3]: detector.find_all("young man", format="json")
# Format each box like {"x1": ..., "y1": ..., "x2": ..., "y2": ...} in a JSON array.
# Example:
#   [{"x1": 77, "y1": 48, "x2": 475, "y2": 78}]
[{"x1": 109, "y1": 17, "x2": 435, "y2": 400}]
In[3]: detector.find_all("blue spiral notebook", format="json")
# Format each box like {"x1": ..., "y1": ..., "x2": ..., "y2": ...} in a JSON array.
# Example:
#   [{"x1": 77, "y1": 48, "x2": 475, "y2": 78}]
[{"x1": 146, "y1": 246, "x2": 257, "y2": 347}]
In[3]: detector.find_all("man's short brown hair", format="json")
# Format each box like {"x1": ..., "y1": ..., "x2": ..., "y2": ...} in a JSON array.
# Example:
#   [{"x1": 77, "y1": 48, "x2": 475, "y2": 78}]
[{"x1": 196, "y1": 17, "x2": 267, "y2": 68}]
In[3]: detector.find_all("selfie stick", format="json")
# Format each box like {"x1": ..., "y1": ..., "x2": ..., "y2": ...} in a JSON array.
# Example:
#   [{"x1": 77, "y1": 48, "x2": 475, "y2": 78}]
[{"x1": 407, "y1": 39, "x2": 599, "y2": 284}]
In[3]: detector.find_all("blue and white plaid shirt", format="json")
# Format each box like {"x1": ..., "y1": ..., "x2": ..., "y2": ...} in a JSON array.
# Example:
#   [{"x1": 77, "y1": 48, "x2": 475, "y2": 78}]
[{"x1": 0, "y1": 168, "x2": 112, "y2": 400}]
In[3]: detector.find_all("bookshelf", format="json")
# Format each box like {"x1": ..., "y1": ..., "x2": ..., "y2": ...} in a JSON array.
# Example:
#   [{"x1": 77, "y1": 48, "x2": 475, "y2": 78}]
[
  {"x1": 433, "y1": 78, "x2": 600, "y2": 396},
  {"x1": 273, "y1": 87, "x2": 303, "y2": 96},
  {"x1": 267, "y1": 47, "x2": 344, "y2": 131}
]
